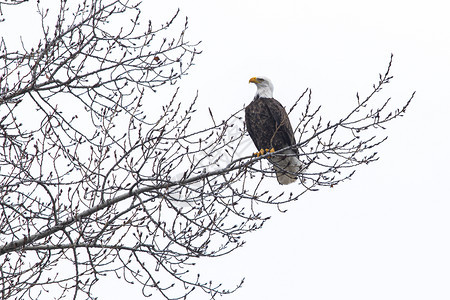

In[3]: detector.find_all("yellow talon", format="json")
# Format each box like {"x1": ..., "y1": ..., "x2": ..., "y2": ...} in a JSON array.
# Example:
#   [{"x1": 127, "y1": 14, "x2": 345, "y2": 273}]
[
  {"x1": 266, "y1": 147, "x2": 275, "y2": 158},
  {"x1": 253, "y1": 148, "x2": 275, "y2": 158},
  {"x1": 253, "y1": 149, "x2": 265, "y2": 157}
]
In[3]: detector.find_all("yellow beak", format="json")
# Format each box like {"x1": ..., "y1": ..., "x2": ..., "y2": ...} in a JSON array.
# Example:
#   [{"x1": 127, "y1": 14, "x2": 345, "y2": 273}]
[{"x1": 249, "y1": 77, "x2": 260, "y2": 84}]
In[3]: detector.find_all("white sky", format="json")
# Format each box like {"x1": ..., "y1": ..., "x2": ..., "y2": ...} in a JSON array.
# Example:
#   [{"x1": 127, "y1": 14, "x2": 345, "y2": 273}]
[{"x1": 3, "y1": 0, "x2": 450, "y2": 299}]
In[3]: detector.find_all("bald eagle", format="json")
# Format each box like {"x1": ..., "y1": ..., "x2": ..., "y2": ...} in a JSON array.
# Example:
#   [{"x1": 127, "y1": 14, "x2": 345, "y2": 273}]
[{"x1": 245, "y1": 77, "x2": 302, "y2": 185}]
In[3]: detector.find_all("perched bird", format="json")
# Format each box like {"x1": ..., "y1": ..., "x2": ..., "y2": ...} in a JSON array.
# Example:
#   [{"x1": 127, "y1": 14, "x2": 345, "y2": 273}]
[{"x1": 245, "y1": 76, "x2": 302, "y2": 185}]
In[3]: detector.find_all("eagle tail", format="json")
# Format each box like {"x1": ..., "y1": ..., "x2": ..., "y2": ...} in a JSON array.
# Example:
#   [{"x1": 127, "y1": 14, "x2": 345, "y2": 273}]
[{"x1": 271, "y1": 150, "x2": 302, "y2": 185}]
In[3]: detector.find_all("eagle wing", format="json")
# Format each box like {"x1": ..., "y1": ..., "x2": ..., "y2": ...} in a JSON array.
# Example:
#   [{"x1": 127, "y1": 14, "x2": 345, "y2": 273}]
[
  {"x1": 263, "y1": 98, "x2": 298, "y2": 155},
  {"x1": 245, "y1": 97, "x2": 298, "y2": 155}
]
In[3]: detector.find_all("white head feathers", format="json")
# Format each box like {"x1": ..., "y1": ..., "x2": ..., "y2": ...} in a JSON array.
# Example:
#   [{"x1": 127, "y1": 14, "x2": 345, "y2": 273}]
[{"x1": 249, "y1": 76, "x2": 274, "y2": 99}]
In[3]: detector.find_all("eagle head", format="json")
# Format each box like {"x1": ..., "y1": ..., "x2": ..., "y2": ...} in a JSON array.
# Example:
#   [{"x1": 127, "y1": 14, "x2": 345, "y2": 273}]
[{"x1": 249, "y1": 76, "x2": 274, "y2": 99}]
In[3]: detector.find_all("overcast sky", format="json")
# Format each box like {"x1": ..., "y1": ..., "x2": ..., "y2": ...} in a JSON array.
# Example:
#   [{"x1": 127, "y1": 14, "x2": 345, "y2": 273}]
[{"x1": 5, "y1": 0, "x2": 450, "y2": 299}]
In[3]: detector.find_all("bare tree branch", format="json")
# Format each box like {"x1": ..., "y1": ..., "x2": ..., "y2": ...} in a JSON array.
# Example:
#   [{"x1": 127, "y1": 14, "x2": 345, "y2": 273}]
[{"x1": 0, "y1": 1, "x2": 414, "y2": 299}]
